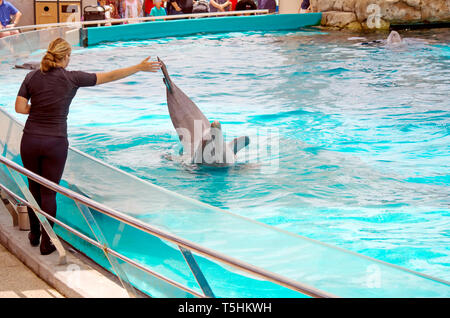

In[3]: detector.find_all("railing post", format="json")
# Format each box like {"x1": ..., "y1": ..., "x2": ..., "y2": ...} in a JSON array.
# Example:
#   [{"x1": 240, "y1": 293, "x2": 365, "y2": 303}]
[
  {"x1": 69, "y1": 182, "x2": 137, "y2": 298},
  {"x1": 7, "y1": 167, "x2": 67, "y2": 265},
  {"x1": 79, "y1": 27, "x2": 88, "y2": 48},
  {"x1": 179, "y1": 246, "x2": 215, "y2": 298},
  {"x1": 0, "y1": 189, "x2": 18, "y2": 227},
  {"x1": 17, "y1": 205, "x2": 30, "y2": 230}
]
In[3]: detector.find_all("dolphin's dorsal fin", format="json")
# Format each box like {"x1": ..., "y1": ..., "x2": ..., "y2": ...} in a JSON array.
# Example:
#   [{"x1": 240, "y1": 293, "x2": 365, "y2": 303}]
[
  {"x1": 228, "y1": 136, "x2": 250, "y2": 155},
  {"x1": 158, "y1": 57, "x2": 172, "y2": 92}
]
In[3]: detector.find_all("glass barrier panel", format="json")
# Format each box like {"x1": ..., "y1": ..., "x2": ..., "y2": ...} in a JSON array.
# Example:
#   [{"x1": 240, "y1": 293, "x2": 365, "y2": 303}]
[
  {"x1": 1, "y1": 107, "x2": 449, "y2": 297},
  {"x1": 0, "y1": 27, "x2": 80, "y2": 62}
]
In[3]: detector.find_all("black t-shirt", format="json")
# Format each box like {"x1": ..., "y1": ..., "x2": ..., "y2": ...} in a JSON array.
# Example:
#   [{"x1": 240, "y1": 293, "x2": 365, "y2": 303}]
[
  {"x1": 301, "y1": 0, "x2": 310, "y2": 9},
  {"x1": 17, "y1": 67, "x2": 97, "y2": 137},
  {"x1": 236, "y1": 0, "x2": 257, "y2": 10},
  {"x1": 169, "y1": 0, "x2": 193, "y2": 14}
]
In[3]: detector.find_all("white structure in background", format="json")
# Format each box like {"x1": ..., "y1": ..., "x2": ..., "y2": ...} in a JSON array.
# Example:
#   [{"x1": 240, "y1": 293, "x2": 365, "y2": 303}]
[
  {"x1": 82, "y1": 0, "x2": 98, "y2": 11},
  {"x1": 279, "y1": 0, "x2": 302, "y2": 14}
]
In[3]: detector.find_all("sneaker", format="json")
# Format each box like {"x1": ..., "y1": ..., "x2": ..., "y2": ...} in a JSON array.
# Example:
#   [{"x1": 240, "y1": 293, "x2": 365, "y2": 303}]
[
  {"x1": 40, "y1": 240, "x2": 56, "y2": 255},
  {"x1": 28, "y1": 232, "x2": 40, "y2": 247}
]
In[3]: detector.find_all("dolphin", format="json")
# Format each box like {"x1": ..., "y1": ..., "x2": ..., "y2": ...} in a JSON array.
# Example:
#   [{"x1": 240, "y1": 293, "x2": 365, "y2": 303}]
[
  {"x1": 14, "y1": 62, "x2": 40, "y2": 70},
  {"x1": 359, "y1": 31, "x2": 403, "y2": 47},
  {"x1": 158, "y1": 57, "x2": 249, "y2": 166},
  {"x1": 386, "y1": 30, "x2": 402, "y2": 46}
]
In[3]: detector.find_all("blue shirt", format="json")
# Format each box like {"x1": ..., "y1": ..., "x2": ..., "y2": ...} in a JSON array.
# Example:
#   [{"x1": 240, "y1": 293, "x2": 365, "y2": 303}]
[
  {"x1": 150, "y1": 6, "x2": 166, "y2": 16},
  {"x1": 0, "y1": 1, "x2": 18, "y2": 27}
]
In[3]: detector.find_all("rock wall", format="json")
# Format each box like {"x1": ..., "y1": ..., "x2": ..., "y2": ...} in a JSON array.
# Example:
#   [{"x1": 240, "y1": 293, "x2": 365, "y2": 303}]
[{"x1": 311, "y1": 0, "x2": 450, "y2": 31}]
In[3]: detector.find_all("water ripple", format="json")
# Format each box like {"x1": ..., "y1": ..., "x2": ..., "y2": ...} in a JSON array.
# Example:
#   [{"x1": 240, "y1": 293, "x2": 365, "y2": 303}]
[{"x1": 1, "y1": 28, "x2": 449, "y2": 281}]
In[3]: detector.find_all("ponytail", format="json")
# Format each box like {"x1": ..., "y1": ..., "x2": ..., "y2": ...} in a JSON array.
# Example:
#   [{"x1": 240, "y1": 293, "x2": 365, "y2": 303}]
[
  {"x1": 40, "y1": 51, "x2": 58, "y2": 73},
  {"x1": 40, "y1": 38, "x2": 72, "y2": 73}
]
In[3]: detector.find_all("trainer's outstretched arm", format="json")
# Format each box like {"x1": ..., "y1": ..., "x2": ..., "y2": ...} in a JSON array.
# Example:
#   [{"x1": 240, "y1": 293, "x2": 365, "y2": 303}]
[{"x1": 96, "y1": 57, "x2": 161, "y2": 85}]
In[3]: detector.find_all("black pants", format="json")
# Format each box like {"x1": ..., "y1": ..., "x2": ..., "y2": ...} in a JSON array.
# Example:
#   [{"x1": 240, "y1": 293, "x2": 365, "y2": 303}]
[{"x1": 20, "y1": 133, "x2": 68, "y2": 240}]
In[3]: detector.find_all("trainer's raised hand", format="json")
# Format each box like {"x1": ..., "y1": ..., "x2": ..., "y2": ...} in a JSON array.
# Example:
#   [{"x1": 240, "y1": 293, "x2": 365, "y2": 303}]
[
  {"x1": 138, "y1": 56, "x2": 162, "y2": 72},
  {"x1": 96, "y1": 56, "x2": 162, "y2": 85}
]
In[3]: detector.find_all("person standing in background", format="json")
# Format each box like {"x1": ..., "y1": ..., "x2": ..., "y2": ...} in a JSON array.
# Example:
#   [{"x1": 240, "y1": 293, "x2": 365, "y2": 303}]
[
  {"x1": 235, "y1": 0, "x2": 256, "y2": 11},
  {"x1": 229, "y1": 0, "x2": 237, "y2": 11},
  {"x1": 257, "y1": 0, "x2": 276, "y2": 13},
  {"x1": 167, "y1": 0, "x2": 193, "y2": 15},
  {"x1": 109, "y1": 0, "x2": 122, "y2": 18},
  {"x1": 150, "y1": 0, "x2": 166, "y2": 17},
  {"x1": 143, "y1": 0, "x2": 154, "y2": 16},
  {"x1": 99, "y1": 0, "x2": 121, "y2": 19},
  {"x1": 209, "y1": 0, "x2": 231, "y2": 13},
  {"x1": 123, "y1": 0, "x2": 142, "y2": 21},
  {"x1": 0, "y1": 0, "x2": 22, "y2": 38},
  {"x1": 99, "y1": 0, "x2": 114, "y2": 25},
  {"x1": 192, "y1": 0, "x2": 210, "y2": 13},
  {"x1": 299, "y1": 0, "x2": 311, "y2": 13}
]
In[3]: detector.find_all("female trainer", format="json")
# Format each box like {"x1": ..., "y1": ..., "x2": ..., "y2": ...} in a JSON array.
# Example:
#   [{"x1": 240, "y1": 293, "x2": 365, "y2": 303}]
[{"x1": 15, "y1": 37, "x2": 161, "y2": 255}]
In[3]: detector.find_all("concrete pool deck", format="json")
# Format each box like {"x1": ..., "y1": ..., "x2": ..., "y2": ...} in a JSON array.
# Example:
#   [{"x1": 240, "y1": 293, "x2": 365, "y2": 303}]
[
  {"x1": 0, "y1": 202, "x2": 132, "y2": 298},
  {"x1": 0, "y1": 242, "x2": 63, "y2": 298}
]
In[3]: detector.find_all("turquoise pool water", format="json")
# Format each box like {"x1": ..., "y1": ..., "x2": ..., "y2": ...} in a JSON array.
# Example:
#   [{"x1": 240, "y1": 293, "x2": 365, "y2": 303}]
[{"x1": 1, "y1": 28, "x2": 449, "y2": 284}]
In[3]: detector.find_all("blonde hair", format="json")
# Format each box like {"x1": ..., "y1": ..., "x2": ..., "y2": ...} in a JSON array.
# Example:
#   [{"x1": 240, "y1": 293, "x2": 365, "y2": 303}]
[{"x1": 40, "y1": 38, "x2": 72, "y2": 73}]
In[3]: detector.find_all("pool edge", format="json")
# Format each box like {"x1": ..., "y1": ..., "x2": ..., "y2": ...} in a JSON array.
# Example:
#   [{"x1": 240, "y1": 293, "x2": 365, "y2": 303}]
[{"x1": 0, "y1": 202, "x2": 132, "y2": 298}]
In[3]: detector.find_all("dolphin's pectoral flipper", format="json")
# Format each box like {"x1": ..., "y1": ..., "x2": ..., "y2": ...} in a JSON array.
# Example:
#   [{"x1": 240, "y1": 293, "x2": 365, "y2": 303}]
[
  {"x1": 158, "y1": 56, "x2": 172, "y2": 92},
  {"x1": 229, "y1": 136, "x2": 250, "y2": 155}
]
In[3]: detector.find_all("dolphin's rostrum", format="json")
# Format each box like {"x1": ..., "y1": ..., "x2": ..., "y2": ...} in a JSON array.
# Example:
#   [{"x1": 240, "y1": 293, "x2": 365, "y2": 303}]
[{"x1": 158, "y1": 57, "x2": 249, "y2": 166}]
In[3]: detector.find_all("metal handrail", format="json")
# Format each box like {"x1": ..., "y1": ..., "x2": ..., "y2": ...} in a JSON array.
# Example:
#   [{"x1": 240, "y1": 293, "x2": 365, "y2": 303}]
[
  {"x1": 0, "y1": 183, "x2": 204, "y2": 298},
  {"x1": 0, "y1": 154, "x2": 334, "y2": 298},
  {"x1": 3, "y1": 10, "x2": 270, "y2": 34}
]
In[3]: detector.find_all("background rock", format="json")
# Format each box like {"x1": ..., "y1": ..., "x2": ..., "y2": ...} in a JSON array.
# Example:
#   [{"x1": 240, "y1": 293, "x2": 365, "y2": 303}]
[
  {"x1": 321, "y1": 11, "x2": 358, "y2": 28},
  {"x1": 382, "y1": 1, "x2": 423, "y2": 23},
  {"x1": 345, "y1": 21, "x2": 363, "y2": 31},
  {"x1": 310, "y1": 0, "x2": 450, "y2": 31},
  {"x1": 421, "y1": 0, "x2": 450, "y2": 22}
]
